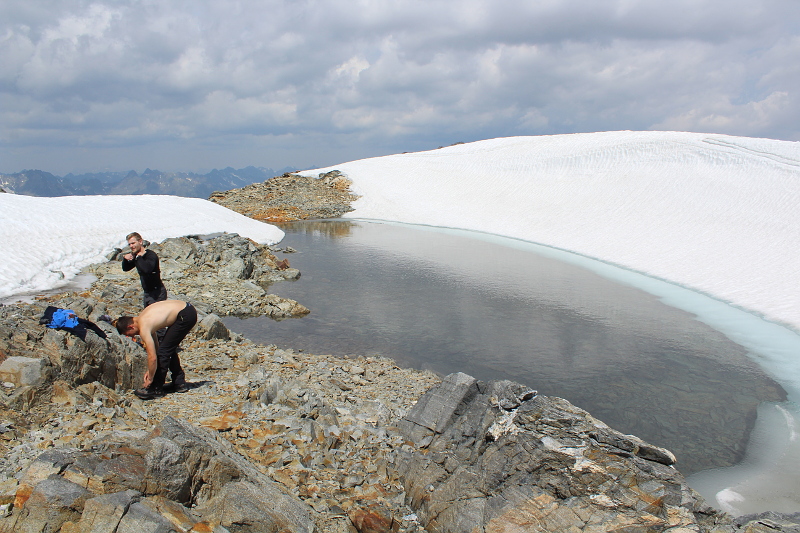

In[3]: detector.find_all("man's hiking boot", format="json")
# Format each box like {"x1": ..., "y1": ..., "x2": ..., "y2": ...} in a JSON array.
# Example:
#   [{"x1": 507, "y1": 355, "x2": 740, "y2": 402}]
[
  {"x1": 134, "y1": 387, "x2": 165, "y2": 400},
  {"x1": 172, "y1": 382, "x2": 190, "y2": 393}
]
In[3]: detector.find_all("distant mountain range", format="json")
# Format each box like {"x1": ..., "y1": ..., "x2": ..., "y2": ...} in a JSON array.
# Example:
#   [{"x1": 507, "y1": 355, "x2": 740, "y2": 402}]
[{"x1": 0, "y1": 166, "x2": 298, "y2": 198}]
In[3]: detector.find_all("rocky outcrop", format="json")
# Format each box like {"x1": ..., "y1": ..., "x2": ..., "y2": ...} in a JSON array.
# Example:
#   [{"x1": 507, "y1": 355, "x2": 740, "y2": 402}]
[
  {"x1": 0, "y1": 305, "x2": 440, "y2": 532},
  {"x1": 95, "y1": 232, "x2": 309, "y2": 319},
  {"x1": 0, "y1": 244, "x2": 439, "y2": 533},
  {"x1": 0, "y1": 416, "x2": 314, "y2": 532},
  {"x1": 0, "y1": 304, "x2": 146, "y2": 409},
  {"x1": 395, "y1": 373, "x2": 795, "y2": 533},
  {"x1": 0, "y1": 233, "x2": 312, "y2": 411},
  {"x1": 209, "y1": 170, "x2": 358, "y2": 222}
]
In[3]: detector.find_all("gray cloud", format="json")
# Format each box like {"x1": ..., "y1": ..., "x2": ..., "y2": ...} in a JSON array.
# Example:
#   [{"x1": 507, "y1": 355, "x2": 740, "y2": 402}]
[{"x1": 1, "y1": 0, "x2": 798, "y2": 174}]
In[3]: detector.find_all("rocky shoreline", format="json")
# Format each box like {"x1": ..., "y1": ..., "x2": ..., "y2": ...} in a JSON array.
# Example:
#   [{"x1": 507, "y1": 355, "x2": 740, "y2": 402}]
[
  {"x1": 0, "y1": 233, "x2": 440, "y2": 532},
  {"x1": 209, "y1": 170, "x2": 359, "y2": 223},
  {"x1": 1, "y1": 172, "x2": 799, "y2": 532}
]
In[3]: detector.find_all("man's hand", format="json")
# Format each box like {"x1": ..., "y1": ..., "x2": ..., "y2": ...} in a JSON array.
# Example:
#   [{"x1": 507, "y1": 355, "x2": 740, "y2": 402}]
[
  {"x1": 123, "y1": 253, "x2": 134, "y2": 261},
  {"x1": 143, "y1": 370, "x2": 152, "y2": 388}
]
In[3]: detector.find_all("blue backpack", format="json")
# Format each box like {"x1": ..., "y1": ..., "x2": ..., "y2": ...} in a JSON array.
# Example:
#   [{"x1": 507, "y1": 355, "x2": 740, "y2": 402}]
[{"x1": 48, "y1": 309, "x2": 79, "y2": 329}]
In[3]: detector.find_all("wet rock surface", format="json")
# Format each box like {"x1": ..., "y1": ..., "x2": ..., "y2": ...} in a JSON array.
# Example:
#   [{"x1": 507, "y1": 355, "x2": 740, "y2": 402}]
[
  {"x1": 209, "y1": 170, "x2": 359, "y2": 223},
  {"x1": 0, "y1": 232, "x2": 798, "y2": 532}
]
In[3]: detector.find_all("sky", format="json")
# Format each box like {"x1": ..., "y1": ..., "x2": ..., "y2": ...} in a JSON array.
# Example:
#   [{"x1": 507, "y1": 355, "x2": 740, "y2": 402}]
[{"x1": 2, "y1": 0, "x2": 800, "y2": 175}]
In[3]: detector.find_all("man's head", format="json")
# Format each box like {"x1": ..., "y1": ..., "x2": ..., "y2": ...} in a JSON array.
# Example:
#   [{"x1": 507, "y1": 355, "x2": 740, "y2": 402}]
[
  {"x1": 114, "y1": 316, "x2": 137, "y2": 336},
  {"x1": 126, "y1": 232, "x2": 144, "y2": 255}
]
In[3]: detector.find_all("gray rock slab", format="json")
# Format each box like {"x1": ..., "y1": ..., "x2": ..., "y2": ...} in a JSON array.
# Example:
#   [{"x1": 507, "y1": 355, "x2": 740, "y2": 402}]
[
  {"x1": 0, "y1": 356, "x2": 45, "y2": 387},
  {"x1": 115, "y1": 499, "x2": 178, "y2": 533},
  {"x1": 10, "y1": 477, "x2": 90, "y2": 533},
  {"x1": 194, "y1": 480, "x2": 314, "y2": 533},
  {"x1": 199, "y1": 313, "x2": 231, "y2": 341},
  {"x1": 74, "y1": 489, "x2": 141, "y2": 533},
  {"x1": 396, "y1": 371, "x2": 477, "y2": 442},
  {"x1": 144, "y1": 437, "x2": 191, "y2": 502},
  {"x1": 396, "y1": 372, "x2": 733, "y2": 533}
]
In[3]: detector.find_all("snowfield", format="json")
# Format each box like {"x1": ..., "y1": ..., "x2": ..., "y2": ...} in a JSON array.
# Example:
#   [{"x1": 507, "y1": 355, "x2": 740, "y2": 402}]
[{"x1": 300, "y1": 131, "x2": 800, "y2": 332}]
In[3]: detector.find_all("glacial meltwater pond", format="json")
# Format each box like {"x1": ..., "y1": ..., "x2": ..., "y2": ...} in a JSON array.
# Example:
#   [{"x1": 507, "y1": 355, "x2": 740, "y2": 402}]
[{"x1": 224, "y1": 220, "x2": 800, "y2": 515}]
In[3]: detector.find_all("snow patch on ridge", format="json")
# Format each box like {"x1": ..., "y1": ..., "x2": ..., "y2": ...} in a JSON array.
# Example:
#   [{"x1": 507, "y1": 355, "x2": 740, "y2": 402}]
[{"x1": 301, "y1": 131, "x2": 800, "y2": 332}]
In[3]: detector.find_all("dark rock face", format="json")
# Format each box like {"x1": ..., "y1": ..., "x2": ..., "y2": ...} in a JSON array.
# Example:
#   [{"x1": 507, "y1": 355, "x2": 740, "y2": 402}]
[
  {"x1": 396, "y1": 373, "x2": 737, "y2": 532},
  {"x1": 0, "y1": 304, "x2": 146, "y2": 406},
  {"x1": 209, "y1": 170, "x2": 359, "y2": 222},
  {"x1": 0, "y1": 416, "x2": 314, "y2": 532}
]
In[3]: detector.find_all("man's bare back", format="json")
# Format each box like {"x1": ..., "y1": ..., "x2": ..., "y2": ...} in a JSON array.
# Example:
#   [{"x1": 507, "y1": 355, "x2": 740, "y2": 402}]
[{"x1": 136, "y1": 300, "x2": 187, "y2": 337}]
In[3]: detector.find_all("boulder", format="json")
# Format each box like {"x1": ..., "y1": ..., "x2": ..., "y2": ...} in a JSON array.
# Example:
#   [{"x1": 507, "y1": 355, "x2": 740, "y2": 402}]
[
  {"x1": 151, "y1": 237, "x2": 198, "y2": 264},
  {"x1": 114, "y1": 496, "x2": 200, "y2": 533},
  {"x1": 60, "y1": 489, "x2": 140, "y2": 533},
  {"x1": 3, "y1": 477, "x2": 90, "y2": 533},
  {"x1": 0, "y1": 416, "x2": 315, "y2": 533},
  {"x1": 40, "y1": 324, "x2": 146, "y2": 391},
  {"x1": 396, "y1": 373, "x2": 732, "y2": 533},
  {"x1": 198, "y1": 313, "x2": 231, "y2": 341},
  {"x1": 263, "y1": 294, "x2": 310, "y2": 320},
  {"x1": 194, "y1": 480, "x2": 314, "y2": 533},
  {"x1": 0, "y1": 356, "x2": 45, "y2": 387}
]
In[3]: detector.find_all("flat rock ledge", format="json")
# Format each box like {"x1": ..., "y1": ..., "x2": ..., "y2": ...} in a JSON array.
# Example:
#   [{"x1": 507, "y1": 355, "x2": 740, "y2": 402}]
[{"x1": 208, "y1": 170, "x2": 359, "y2": 223}]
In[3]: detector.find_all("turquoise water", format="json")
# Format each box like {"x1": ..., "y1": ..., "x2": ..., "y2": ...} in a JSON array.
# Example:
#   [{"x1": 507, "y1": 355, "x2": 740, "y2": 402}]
[{"x1": 224, "y1": 220, "x2": 797, "y2": 508}]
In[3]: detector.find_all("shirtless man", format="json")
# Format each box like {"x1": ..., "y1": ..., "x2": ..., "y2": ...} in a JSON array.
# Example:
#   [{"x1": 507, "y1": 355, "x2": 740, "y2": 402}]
[{"x1": 115, "y1": 300, "x2": 197, "y2": 400}]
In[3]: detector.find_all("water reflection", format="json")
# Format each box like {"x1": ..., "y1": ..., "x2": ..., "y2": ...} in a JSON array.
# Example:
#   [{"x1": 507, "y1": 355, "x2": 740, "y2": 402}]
[{"x1": 225, "y1": 220, "x2": 785, "y2": 475}]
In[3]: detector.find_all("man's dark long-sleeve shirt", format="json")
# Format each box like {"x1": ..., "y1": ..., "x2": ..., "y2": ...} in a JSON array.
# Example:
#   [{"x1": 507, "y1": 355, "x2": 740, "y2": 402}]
[{"x1": 122, "y1": 249, "x2": 164, "y2": 293}]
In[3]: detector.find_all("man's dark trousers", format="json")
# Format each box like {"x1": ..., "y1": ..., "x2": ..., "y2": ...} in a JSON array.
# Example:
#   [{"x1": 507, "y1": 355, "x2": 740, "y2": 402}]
[
  {"x1": 151, "y1": 303, "x2": 197, "y2": 389},
  {"x1": 143, "y1": 285, "x2": 168, "y2": 308}
]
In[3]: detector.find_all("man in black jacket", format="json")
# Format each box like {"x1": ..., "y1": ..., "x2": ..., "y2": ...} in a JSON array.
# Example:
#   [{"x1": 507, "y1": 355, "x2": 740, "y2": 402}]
[{"x1": 122, "y1": 232, "x2": 167, "y2": 308}]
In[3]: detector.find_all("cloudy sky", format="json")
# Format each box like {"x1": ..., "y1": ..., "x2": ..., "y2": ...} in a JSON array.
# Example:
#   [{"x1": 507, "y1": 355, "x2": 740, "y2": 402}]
[{"x1": 2, "y1": 0, "x2": 799, "y2": 175}]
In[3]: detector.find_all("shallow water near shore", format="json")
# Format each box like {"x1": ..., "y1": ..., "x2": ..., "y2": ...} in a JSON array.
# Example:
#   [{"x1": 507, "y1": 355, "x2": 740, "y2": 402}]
[{"x1": 224, "y1": 219, "x2": 800, "y2": 513}]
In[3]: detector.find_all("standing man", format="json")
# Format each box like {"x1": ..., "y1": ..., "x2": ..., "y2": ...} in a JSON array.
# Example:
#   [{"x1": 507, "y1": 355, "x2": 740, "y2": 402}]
[
  {"x1": 122, "y1": 232, "x2": 167, "y2": 308},
  {"x1": 115, "y1": 300, "x2": 197, "y2": 400}
]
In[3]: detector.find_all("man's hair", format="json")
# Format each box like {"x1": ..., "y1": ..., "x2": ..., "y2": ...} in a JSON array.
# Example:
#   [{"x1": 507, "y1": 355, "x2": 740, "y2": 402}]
[
  {"x1": 115, "y1": 316, "x2": 135, "y2": 334},
  {"x1": 126, "y1": 232, "x2": 142, "y2": 242}
]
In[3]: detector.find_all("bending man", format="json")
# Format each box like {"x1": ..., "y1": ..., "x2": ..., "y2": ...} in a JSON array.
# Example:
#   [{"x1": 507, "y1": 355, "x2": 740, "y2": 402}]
[
  {"x1": 122, "y1": 232, "x2": 167, "y2": 308},
  {"x1": 115, "y1": 300, "x2": 197, "y2": 400}
]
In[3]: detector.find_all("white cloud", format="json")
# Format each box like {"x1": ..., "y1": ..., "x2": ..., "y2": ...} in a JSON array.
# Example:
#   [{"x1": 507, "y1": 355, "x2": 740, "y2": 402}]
[
  {"x1": 654, "y1": 91, "x2": 793, "y2": 135},
  {"x1": 1, "y1": 0, "x2": 799, "y2": 174}
]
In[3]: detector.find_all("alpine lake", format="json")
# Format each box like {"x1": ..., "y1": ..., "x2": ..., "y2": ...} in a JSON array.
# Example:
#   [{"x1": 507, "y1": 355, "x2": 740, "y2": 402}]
[{"x1": 223, "y1": 219, "x2": 797, "y2": 511}]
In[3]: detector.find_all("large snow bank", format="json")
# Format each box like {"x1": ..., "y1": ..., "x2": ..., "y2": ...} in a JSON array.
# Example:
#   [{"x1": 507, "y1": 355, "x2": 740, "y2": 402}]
[{"x1": 300, "y1": 131, "x2": 800, "y2": 331}]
